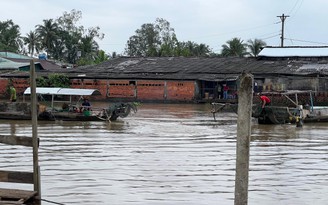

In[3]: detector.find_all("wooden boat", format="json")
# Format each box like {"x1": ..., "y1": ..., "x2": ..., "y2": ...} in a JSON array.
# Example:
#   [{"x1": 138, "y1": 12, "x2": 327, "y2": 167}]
[
  {"x1": 0, "y1": 87, "x2": 138, "y2": 121},
  {"x1": 211, "y1": 90, "x2": 328, "y2": 125},
  {"x1": 253, "y1": 90, "x2": 328, "y2": 125}
]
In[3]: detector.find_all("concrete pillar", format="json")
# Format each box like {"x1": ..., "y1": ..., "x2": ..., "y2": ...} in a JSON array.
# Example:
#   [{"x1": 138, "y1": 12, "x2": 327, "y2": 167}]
[{"x1": 234, "y1": 73, "x2": 253, "y2": 205}]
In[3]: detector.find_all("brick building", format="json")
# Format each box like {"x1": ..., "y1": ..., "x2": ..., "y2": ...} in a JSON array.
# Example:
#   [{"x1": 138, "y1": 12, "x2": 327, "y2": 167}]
[{"x1": 1, "y1": 47, "x2": 328, "y2": 104}]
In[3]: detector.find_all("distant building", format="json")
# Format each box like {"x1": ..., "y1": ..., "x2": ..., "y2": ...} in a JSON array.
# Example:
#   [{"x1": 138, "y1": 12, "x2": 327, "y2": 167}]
[{"x1": 0, "y1": 47, "x2": 327, "y2": 104}]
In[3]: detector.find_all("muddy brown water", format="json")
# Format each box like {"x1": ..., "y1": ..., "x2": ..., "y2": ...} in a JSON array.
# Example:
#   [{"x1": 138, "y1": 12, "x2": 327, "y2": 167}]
[{"x1": 0, "y1": 103, "x2": 327, "y2": 205}]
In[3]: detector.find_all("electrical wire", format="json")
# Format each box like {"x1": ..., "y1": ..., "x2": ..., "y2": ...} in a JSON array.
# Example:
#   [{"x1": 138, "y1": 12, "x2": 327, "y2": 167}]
[
  {"x1": 284, "y1": 38, "x2": 328, "y2": 45},
  {"x1": 190, "y1": 22, "x2": 279, "y2": 40},
  {"x1": 288, "y1": 0, "x2": 304, "y2": 18}
]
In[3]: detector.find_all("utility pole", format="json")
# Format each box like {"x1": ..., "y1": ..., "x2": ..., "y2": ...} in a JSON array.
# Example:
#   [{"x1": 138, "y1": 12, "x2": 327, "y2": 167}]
[{"x1": 277, "y1": 14, "x2": 290, "y2": 47}]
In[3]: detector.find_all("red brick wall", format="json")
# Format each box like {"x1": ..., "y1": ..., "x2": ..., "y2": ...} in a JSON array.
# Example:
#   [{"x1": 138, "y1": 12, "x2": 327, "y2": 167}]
[
  {"x1": 70, "y1": 79, "x2": 107, "y2": 100},
  {"x1": 0, "y1": 77, "x2": 197, "y2": 102},
  {"x1": 166, "y1": 81, "x2": 195, "y2": 101},
  {"x1": 12, "y1": 78, "x2": 30, "y2": 95},
  {"x1": 108, "y1": 80, "x2": 135, "y2": 98},
  {"x1": 137, "y1": 80, "x2": 165, "y2": 100},
  {"x1": 95, "y1": 80, "x2": 109, "y2": 98},
  {"x1": 0, "y1": 79, "x2": 9, "y2": 97}
]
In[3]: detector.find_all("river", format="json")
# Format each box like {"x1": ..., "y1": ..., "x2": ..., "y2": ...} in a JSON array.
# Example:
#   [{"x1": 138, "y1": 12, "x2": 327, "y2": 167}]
[{"x1": 0, "y1": 103, "x2": 327, "y2": 205}]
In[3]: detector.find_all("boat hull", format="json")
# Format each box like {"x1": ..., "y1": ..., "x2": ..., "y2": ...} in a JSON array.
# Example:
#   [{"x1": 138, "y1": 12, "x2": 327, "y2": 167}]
[
  {"x1": 254, "y1": 106, "x2": 328, "y2": 124},
  {"x1": 0, "y1": 102, "x2": 136, "y2": 122}
]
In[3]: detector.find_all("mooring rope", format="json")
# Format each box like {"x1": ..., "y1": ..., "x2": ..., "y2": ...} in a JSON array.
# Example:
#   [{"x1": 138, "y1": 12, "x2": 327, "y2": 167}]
[{"x1": 41, "y1": 198, "x2": 66, "y2": 205}]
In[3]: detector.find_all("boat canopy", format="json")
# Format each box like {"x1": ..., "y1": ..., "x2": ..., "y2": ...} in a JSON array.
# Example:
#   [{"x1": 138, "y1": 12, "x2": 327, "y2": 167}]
[{"x1": 24, "y1": 87, "x2": 101, "y2": 96}]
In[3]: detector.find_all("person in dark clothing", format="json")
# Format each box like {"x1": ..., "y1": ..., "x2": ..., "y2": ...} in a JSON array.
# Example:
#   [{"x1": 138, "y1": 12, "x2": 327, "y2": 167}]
[{"x1": 81, "y1": 98, "x2": 91, "y2": 111}]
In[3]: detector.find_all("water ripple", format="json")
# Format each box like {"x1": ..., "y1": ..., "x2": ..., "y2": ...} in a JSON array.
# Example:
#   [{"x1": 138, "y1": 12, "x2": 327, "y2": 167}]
[{"x1": 0, "y1": 104, "x2": 327, "y2": 205}]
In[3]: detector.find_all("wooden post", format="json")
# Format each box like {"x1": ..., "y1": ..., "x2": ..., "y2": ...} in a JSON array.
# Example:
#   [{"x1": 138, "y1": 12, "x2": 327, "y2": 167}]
[
  {"x1": 30, "y1": 60, "x2": 41, "y2": 197},
  {"x1": 234, "y1": 73, "x2": 253, "y2": 205}
]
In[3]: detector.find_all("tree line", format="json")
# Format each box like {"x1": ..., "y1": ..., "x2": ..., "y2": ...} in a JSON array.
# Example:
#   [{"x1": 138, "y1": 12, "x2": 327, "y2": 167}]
[
  {"x1": 0, "y1": 11, "x2": 267, "y2": 66},
  {"x1": 126, "y1": 18, "x2": 267, "y2": 58},
  {"x1": 0, "y1": 10, "x2": 107, "y2": 66}
]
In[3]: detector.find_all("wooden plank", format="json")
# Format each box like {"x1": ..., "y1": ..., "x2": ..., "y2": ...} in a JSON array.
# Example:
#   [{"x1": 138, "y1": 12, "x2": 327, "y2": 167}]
[
  {"x1": 0, "y1": 135, "x2": 33, "y2": 147},
  {"x1": 0, "y1": 201, "x2": 24, "y2": 205},
  {"x1": 0, "y1": 170, "x2": 33, "y2": 184},
  {"x1": 0, "y1": 188, "x2": 37, "y2": 202}
]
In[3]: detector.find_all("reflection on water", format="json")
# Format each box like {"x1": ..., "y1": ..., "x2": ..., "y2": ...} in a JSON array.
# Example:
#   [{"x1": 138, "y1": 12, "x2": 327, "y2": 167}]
[{"x1": 0, "y1": 103, "x2": 327, "y2": 205}]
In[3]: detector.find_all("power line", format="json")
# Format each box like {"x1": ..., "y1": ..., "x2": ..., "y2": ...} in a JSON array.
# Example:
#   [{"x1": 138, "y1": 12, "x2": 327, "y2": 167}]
[
  {"x1": 288, "y1": 0, "x2": 304, "y2": 18},
  {"x1": 189, "y1": 22, "x2": 279, "y2": 40},
  {"x1": 284, "y1": 38, "x2": 328, "y2": 45},
  {"x1": 262, "y1": 34, "x2": 280, "y2": 40}
]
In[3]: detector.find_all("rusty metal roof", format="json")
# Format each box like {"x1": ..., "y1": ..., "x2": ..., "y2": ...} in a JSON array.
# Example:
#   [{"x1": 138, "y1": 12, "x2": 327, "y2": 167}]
[
  {"x1": 71, "y1": 56, "x2": 328, "y2": 80},
  {"x1": 2, "y1": 56, "x2": 328, "y2": 80}
]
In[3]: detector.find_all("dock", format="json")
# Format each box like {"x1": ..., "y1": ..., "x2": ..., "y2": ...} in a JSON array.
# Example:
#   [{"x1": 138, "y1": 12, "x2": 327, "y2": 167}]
[
  {"x1": 0, "y1": 60, "x2": 41, "y2": 205},
  {"x1": 0, "y1": 188, "x2": 37, "y2": 205}
]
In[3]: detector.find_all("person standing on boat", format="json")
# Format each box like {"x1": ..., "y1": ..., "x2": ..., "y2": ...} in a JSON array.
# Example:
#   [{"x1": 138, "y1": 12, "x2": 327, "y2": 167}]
[
  {"x1": 258, "y1": 93, "x2": 271, "y2": 108},
  {"x1": 9, "y1": 85, "x2": 17, "y2": 102}
]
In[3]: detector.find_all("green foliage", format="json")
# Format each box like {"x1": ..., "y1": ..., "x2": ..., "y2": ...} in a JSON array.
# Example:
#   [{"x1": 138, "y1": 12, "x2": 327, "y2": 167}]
[
  {"x1": 0, "y1": 20, "x2": 23, "y2": 52},
  {"x1": 94, "y1": 50, "x2": 109, "y2": 64},
  {"x1": 48, "y1": 74, "x2": 70, "y2": 87},
  {"x1": 77, "y1": 50, "x2": 109, "y2": 66},
  {"x1": 76, "y1": 56, "x2": 94, "y2": 66},
  {"x1": 175, "y1": 41, "x2": 211, "y2": 57},
  {"x1": 35, "y1": 19, "x2": 59, "y2": 58},
  {"x1": 221, "y1": 37, "x2": 248, "y2": 57},
  {"x1": 23, "y1": 31, "x2": 41, "y2": 57},
  {"x1": 36, "y1": 74, "x2": 70, "y2": 88},
  {"x1": 33, "y1": 9, "x2": 104, "y2": 64},
  {"x1": 125, "y1": 18, "x2": 177, "y2": 57},
  {"x1": 36, "y1": 77, "x2": 48, "y2": 87},
  {"x1": 125, "y1": 18, "x2": 212, "y2": 57},
  {"x1": 247, "y1": 39, "x2": 267, "y2": 57}
]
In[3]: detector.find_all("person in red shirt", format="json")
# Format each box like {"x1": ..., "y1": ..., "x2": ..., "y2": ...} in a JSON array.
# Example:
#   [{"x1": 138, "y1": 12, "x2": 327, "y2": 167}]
[
  {"x1": 223, "y1": 84, "x2": 229, "y2": 99},
  {"x1": 258, "y1": 94, "x2": 271, "y2": 108}
]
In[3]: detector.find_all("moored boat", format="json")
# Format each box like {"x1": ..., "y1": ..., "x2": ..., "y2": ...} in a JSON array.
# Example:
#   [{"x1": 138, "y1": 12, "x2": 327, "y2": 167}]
[
  {"x1": 211, "y1": 90, "x2": 328, "y2": 125},
  {"x1": 253, "y1": 90, "x2": 328, "y2": 125},
  {"x1": 0, "y1": 87, "x2": 138, "y2": 122}
]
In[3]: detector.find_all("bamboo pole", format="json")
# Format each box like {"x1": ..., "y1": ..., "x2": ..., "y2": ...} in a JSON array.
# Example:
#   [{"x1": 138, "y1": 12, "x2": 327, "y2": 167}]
[
  {"x1": 234, "y1": 73, "x2": 253, "y2": 205},
  {"x1": 30, "y1": 60, "x2": 41, "y2": 197}
]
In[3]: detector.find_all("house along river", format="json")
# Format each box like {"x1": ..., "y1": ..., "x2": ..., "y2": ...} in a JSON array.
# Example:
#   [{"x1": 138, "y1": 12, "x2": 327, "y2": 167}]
[{"x1": 0, "y1": 103, "x2": 327, "y2": 205}]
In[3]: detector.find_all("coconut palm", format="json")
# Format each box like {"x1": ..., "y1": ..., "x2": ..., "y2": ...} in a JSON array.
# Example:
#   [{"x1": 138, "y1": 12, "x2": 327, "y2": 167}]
[
  {"x1": 0, "y1": 20, "x2": 23, "y2": 52},
  {"x1": 221, "y1": 37, "x2": 247, "y2": 57},
  {"x1": 36, "y1": 19, "x2": 60, "y2": 57},
  {"x1": 247, "y1": 39, "x2": 267, "y2": 57},
  {"x1": 23, "y1": 31, "x2": 41, "y2": 57}
]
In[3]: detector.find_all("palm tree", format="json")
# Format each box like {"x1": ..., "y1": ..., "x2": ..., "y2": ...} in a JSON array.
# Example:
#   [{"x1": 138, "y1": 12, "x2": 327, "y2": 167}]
[
  {"x1": 36, "y1": 19, "x2": 59, "y2": 57},
  {"x1": 94, "y1": 50, "x2": 109, "y2": 64},
  {"x1": 0, "y1": 20, "x2": 23, "y2": 52},
  {"x1": 23, "y1": 31, "x2": 40, "y2": 57},
  {"x1": 221, "y1": 37, "x2": 247, "y2": 57},
  {"x1": 247, "y1": 39, "x2": 267, "y2": 57}
]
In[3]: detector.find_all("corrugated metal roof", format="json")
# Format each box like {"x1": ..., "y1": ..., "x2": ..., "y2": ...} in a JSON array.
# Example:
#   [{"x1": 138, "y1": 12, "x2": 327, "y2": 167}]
[
  {"x1": 258, "y1": 47, "x2": 328, "y2": 57},
  {"x1": 0, "y1": 57, "x2": 29, "y2": 69},
  {"x1": 0, "y1": 52, "x2": 32, "y2": 59},
  {"x1": 24, "y1": 87, "x2": 101, "y2": 96},
  {"x1": 3, "y1": 55, "x2": 328, "y2": 80}
]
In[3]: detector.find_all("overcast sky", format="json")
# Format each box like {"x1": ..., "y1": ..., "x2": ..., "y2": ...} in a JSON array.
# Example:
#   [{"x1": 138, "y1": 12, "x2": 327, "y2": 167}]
[{"x1": 1, "y1": 0, "x2": 328, "y2": 55}]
